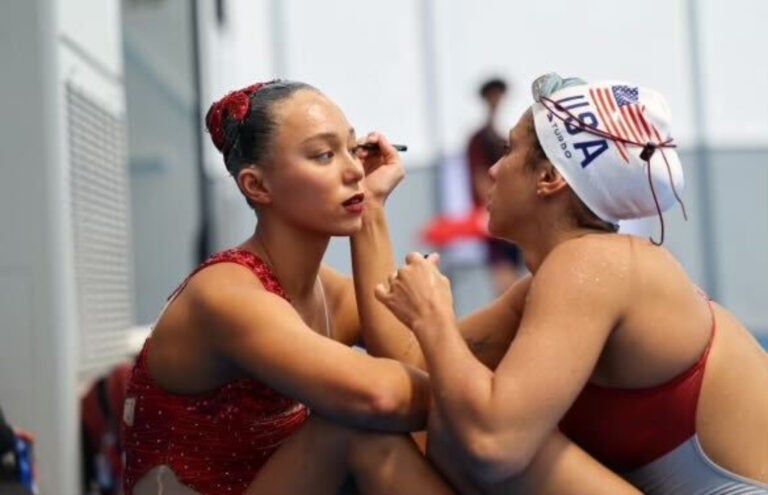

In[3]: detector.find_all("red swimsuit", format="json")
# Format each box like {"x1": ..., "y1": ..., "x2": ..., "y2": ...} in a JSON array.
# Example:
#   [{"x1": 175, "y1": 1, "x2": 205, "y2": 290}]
[
  {"x1": 122, "y1": 249, "x2": 310, "y2": 494},
  {"x1": 559, "y1": 301, "x2": 716, "y2": 471}
]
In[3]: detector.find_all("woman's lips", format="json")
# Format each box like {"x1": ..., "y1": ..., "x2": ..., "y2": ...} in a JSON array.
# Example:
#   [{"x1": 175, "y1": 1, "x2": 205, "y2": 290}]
[{"x1": 342, "y1": 193, "x2": 365, "y2": 213}]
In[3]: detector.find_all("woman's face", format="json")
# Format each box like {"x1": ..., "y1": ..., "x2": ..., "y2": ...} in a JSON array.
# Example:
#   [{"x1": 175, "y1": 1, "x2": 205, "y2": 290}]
[
  {"x1": 263, "y1": 90, "x2": 366, "y2": 236},
  {"x1": 486, "y1": 111, "x2": 540, "y2": 239}
]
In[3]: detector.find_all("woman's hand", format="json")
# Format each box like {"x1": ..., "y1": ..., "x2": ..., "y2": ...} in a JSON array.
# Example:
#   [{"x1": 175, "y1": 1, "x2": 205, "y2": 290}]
[
  {"x1": 374, "y1": 253, "x2": 456, "y2": 335},
  {"x1": 357, "y1": 132, "x2": 405, "y2": 207}
]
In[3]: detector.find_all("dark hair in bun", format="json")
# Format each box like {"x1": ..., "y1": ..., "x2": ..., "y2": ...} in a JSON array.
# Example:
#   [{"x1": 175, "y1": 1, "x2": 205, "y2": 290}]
[{"x1": 205, "y1": 80, "x2": 316, "y2": 177}]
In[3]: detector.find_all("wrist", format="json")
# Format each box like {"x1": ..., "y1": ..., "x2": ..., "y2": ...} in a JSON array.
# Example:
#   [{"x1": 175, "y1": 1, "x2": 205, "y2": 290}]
[
  {"x1": 412, "y1": 312, "x2": 456, "y2": 338},
  {"x1": 365, "y1": 194, "x2": 387, "y2": 211},
  {"x1": 360, "y1": 201, "x2": 387, "y2": 222}
]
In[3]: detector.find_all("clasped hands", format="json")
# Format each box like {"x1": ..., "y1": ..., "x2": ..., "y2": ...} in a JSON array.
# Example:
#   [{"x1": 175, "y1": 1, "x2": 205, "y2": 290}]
[{"x1": 375, "y1": 252, "x2": 456, "y2": 335}]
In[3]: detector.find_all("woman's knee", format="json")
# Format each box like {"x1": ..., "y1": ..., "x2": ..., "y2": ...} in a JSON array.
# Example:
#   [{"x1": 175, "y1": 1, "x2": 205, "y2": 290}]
[
  {"x1": 346, "y1": 430, "x2": 416, "y2": 472},
  {"x1": 294, "y1": 415, "x2": 419, "y2": 476}
]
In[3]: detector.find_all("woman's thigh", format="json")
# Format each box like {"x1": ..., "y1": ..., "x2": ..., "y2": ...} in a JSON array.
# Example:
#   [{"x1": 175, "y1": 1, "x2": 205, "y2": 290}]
[
  {"x1": 486, "y1": 431, "x2": 641, "y2": 495},
  {"x1": 426, "y1": 427, "x2": 640, "y2": 495},
  {"x1": 247, "y1": 415, "x2": 454, "y2": 495},
  {"x1": 245, "y1": 415, "x2": 353, "y2": 495}
]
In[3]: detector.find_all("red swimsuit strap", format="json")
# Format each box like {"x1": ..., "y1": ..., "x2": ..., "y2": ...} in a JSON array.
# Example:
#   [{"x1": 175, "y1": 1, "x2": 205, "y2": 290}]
[{"x1": 168, "y1": 248, "x2": 288, "y2": 302}]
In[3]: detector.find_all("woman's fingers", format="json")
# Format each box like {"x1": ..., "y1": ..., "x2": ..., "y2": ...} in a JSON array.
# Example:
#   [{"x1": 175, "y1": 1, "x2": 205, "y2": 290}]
[
  {"x1": 374, "y1": 283, "x2": 390, "y2": 303},
  {"x1": 360, "y1": 131, "x2": 402, "y2": 165},
  {"x1": 425, "y1": 252, "x2": 441, "y2": 267},
  {"x1": 374, "y1": 282, "x2": 411, "y2": 326},
  {"x1": 403, "y1": 251, "x2": 441, "y2": 268},
  {"x1": 404, "y1": 252, "x2": 424, "y2": 264}
]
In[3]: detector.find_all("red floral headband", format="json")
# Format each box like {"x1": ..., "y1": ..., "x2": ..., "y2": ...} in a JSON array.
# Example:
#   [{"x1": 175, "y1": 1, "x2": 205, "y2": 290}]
[{"x1": 207, "y1": 81, "x2": 274, "y2": 155}]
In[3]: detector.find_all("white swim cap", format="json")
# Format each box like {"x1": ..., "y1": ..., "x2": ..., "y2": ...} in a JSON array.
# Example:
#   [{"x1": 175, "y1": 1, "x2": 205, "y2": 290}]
[{"x1": 530, "y1": 73, "x2": 685, "y2": 228}]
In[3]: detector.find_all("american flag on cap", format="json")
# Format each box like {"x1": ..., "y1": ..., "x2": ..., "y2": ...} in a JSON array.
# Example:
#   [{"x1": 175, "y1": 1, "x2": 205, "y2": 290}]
[{"x1": 588, "y1": 85, "x2": 664, "y2": 163}]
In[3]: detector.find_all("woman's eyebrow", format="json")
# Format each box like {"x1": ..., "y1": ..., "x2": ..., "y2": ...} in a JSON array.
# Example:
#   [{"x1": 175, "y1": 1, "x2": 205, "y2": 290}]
[
  {"x1": 301, "y1": 128, "x2": 355, "y2": 146},
  {"x1": 300, "y1": 132, "x2": 340, "y2": 145}
]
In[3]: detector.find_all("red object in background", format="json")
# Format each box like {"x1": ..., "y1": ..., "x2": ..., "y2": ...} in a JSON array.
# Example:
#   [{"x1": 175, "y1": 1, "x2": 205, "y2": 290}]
[
  {"x1": 421, "y1": 207, "x2": 490, "y2": 247},
  {"x1": 81, "y1": 361, "x2": 133, "y2": 494}
]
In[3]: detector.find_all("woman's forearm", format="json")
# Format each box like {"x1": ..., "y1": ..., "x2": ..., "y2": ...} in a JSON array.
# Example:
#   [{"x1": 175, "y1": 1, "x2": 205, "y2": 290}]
[
  {"x1": 351, "y1": 205, "x2": 426, "y2": 368},
  {"x1": 414, "y1": 320, "x2": 498, "y2": 440}
]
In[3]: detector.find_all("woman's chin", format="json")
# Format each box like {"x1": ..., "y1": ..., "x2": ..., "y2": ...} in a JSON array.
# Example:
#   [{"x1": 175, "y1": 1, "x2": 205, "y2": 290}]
[
  {"x1": 487, "y1": 222, "x2": 516, "y2": 243},
  {"x1": 336, "y1": 218, "x2": 364, "y2": 236},
  {"x1": 486, "y1": 220, "x2": 504, "y2": 239}
]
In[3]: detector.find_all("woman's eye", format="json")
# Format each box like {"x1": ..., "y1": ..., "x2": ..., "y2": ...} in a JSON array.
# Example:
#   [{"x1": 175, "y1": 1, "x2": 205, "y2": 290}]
[
  {"x1": 502, "y1": 144, "x2": 511, "y2": 155},
  {"x1": 314, "y1": 151, "x2": 334, "y2": 163},
  {"x1": 349, "y1": 146, "x2": 361, "y2": 157}
]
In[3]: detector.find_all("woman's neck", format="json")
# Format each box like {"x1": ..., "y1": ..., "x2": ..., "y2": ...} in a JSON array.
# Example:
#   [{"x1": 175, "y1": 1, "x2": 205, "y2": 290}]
[
  {"x1": 241, "y1": 221, "x2": 330, "y2": 300},
  {"x1": 516, "y1": 217, "x2": 608, "y2": 274}
]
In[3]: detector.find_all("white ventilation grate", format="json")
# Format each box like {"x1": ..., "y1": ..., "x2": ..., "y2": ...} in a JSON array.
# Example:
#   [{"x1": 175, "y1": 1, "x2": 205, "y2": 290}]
[{"x1": 67, "y1": 83, "x2": 135, "y2": 382}]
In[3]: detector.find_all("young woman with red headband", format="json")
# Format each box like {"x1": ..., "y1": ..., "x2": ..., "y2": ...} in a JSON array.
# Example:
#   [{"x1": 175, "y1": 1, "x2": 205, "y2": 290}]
[
  {"x1": 370, "y1": 74, "x2": 768, "y2": 494},
  {"x1": 121, "y1": 80, "x2": 456, "y2": 495}
]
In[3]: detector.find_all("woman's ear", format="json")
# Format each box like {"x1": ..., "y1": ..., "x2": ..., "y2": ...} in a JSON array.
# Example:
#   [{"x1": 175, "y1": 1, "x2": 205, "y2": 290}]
[
  {"x1": 536, "y1": 162, "x2": 568, "y2": 197},
  {"x1": 237, "y1": 166, "x2": 272, "y2": 206}
]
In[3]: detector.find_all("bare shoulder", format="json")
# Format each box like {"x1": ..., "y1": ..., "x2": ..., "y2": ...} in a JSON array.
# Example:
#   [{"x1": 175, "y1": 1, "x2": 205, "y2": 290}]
[
  {"x1": 537, "y1": 234, "x2": 635, "y2": 287},
  {"x1": 148, "y1": 262, "x2": 278, "y2": 392},
  {"x1": 521, "y1": 235, "x2": 639, "y2": 333},
  {"x1": 179, "y1": 261, "x2": 302, "y2": 348},
  {"x1": 184, "y1": 261, "x2": 272, "y2": 312}
]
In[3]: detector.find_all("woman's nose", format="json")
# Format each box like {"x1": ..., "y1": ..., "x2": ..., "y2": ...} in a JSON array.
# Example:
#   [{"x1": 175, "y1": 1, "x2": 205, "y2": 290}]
[
  {"x1": 488, "y1": 161, "x2": 499, "y2": 181},
  {"x1": 343, "y1": 152, "x2": 365, "y2": 183}
]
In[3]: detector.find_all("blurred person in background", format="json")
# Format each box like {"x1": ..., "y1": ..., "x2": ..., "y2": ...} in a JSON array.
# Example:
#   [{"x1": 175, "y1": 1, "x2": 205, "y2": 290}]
[
  {"x1": 467, "y1": 77, "x2": 525, "y2": 295},
  {"x1": 371, "y1": 73, "x2": 768, "y2": 494},
  {"x1": 121, "y1": 80, "x2": 454, "y2": 495}
]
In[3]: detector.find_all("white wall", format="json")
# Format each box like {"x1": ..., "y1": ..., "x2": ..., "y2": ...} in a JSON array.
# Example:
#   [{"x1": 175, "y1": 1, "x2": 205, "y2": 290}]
[
  {"x1": 1, "y1": 0, "x2": 128, "y2": 493},
  {"x1": 59, "y1": 0, "x2": 123, "y2": 76},
  {"x1": 122, "y1": 0, "x2": 203, "y2": 323},
  {"x1": 698, "y1": 0, "x2": 768, "y2": 146},
  {"x1": 278, "y1": 0, "x2": 435, "y2": 166},
  {"x1": 0, "y1": 2, "x2": 72, "y2": 492}
]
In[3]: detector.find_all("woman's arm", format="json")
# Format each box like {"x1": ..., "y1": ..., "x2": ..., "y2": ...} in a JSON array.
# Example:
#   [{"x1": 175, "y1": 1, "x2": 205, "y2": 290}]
[
  {"x1": 350, "y1": 133, "x2": 429, "y2": 367},
  {"x1": 352, "y1": 204, "x2": 428, "y2": 367},
  {"x1": 376, "y1": 240, "x2": 630, "y2": 483},
  {"x1": 458, "y1": 275, "x2": 531, "y2": 369},
  {"x1": 187, "y1": 264, "x2": 430, "y2": 433}
]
